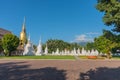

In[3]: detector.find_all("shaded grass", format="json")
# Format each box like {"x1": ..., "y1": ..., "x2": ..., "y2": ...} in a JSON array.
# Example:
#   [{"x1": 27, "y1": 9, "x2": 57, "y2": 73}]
[
  {"x1": 79, "y1": 56, "x2": 98, "y2": 60},
  {"x1": 112, "y1": 56, "x2": 120, "y2": 59},
  {"x1": 0, "y1": 55, "x2": 75, "y2": 59},
  {"x1": 79, "y1": 56, "x2": 87, "y2": 59}
]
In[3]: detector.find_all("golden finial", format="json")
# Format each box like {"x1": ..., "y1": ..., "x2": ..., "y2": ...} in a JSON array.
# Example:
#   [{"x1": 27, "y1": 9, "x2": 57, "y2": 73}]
[{"x1": 20, "y1": 17, "x2": 27, "y2": 47}]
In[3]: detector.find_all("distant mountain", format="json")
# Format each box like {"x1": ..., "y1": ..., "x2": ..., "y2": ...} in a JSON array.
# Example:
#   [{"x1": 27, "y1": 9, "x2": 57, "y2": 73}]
[
  {"x1": 70, "y1": 41, "x2": 91, "y2": 47},
  {"x1": 78, "y1": 42, "x2": 88, "y2": 47}
]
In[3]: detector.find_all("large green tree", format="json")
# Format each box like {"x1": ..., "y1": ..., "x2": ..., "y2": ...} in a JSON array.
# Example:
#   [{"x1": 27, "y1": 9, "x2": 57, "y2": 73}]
[
  {"x1": 85, "y1": 42, "x2": 96, "y2": 51},
  {"x1": 46, "y1": 39, "x2": 70, "y2": 53},
  {"x1": 96, "y1": 0, "x2": 120, "y2": 32},
  {"x1": 0, "y1": 39, "x2": 3, "y2": 53},
  {"x1": 94, "y1": 36, "x2": 117, "y2": 58},
  {"x1": 70, "y1": 43, "x2": 82, "y2": 50},
  {"x1": 2, "y1": 34, "x2": 19, "y2": 56},
  {"x1": 102, "y1": 30, "x2": 117, "y2": 41},
  {"x1": 102, "y1": 30, "x2": 120, "y2": 53},
  {"x1": 46, "y1": 39, "x2": 81, "y2": 53}
]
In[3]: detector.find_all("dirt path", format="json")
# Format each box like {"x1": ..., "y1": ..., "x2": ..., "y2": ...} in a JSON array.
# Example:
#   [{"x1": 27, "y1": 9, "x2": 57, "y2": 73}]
[{"x1": 0, "y1": 59, "x2": 120, "y2": 80}]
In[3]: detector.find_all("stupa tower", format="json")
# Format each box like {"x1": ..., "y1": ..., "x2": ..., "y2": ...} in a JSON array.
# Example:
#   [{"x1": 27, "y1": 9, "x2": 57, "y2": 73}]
[{"x1": 20, "y1": 17, "x2": 27, "y2": 47}]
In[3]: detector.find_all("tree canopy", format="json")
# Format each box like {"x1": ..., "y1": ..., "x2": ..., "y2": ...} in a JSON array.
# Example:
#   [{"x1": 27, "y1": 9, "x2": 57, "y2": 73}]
[
  {"x1": 2, "y1": 34, "x2": 19, "y2": 56},
  {"x1": 94, "y1": 36, "x2": 116, "y2": 53},
  {"x1": 94, "y1": 35, "x2": 117, "y2": 58},
  {"x1": 85, "y1": 42, "x2": 96, "y2": 51},
  {"x1": 0, "y1": 39, "x2": 3, "y2": 53},
  {"x1": 96, "y1": 0, "x2": 120, "y2": 32},
  {"x1": 46, "y1": 39, "x2": 81, "y2": 53}
]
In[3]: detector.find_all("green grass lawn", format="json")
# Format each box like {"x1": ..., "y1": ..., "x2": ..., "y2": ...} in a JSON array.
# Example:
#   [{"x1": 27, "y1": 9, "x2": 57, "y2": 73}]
[
  {"x1": 112, "y1": 56, "x2": 120, "y2": 59},
  {"x1": 0, "y1": 55, "x2": 75, "y2": 60},
  {"x1": 79, "y1": 56, "x2": 87, "y2": 59},
  {"x1": 2, "y1": 55, "x2": 119, "y2": 60}
]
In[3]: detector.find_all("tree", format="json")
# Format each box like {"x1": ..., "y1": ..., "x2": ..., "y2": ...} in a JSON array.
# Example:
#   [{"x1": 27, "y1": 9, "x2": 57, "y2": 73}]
[
  {"x1": 46, "y1": 39, "x2": 81, "y2": 53},
  {"x1": 96, "y1": 0, "x2": 120, "y2": 32},
  {"x1": 2, "y1": 34, "x2": 19, "y2": 56},
  {"x1": 46, "y1": 39, "x2": 69, "y2": 53},
  {"x1": 85, "y1": 42, "x2": 96, "y2": 51},
  {"x1": 0, "y1": 39, "x2": 3, "y2": 53},
  {"x1": 102, "y1": 30, "x2": 117, "y2": 41},
  {"x1": 94, "y1": 36, "x2": 117, "y2": 58},
  {"x1": 102, "y1": 30, "x2": 120, "y2": 53},
  {"x1": 70, "y1": 43, "x2": 81, "y2": 50},
  {"x1": 33, "y1": 44, "x2": 37, "y2": 52}
]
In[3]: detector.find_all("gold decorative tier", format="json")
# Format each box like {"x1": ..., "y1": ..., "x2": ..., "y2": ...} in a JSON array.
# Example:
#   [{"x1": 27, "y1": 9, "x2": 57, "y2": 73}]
[{"x1": 20, "y1": 17, "x2": 27, "y2": 47}]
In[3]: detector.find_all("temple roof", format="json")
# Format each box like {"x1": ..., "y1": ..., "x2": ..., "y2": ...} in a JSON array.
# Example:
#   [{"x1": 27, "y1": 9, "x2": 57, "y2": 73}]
[{"x1": 0, "y1": 28, "x2": 11, "y2": 39}]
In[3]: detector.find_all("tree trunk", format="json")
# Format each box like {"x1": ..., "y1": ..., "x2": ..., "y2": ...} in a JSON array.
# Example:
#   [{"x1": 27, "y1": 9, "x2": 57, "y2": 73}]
[
  {"x1": 9, "y1": 52, "x2": 11, "y2": 56},
  {"x1": 107, "y1": 52, "x2": 112, "y2": 59}
]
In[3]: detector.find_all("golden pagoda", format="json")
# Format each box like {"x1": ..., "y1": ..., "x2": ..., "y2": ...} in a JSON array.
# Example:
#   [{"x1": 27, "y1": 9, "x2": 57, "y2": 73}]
[{"x1": 20, "y1": 17, "x2": 27, "y2": 47}]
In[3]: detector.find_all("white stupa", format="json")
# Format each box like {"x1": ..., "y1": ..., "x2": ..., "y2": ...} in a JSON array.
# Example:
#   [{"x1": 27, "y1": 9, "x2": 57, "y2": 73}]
[
  {"x1": 44, "y1": 44, "x2": 48, "y2": 55},
  {"x1": 90, "y1": 49, "x2": 95, "y2": 56},
  {"x1": 55, "y1": 48, "x2": 59, "y2": 55},
  {"x1": 94, "y1": 50, "x2": 99, "y2": 56},
  {"x1": 73, "y1": 48, "x2": 76, "y2": 55},
  {"x1": 77, "y1": 48, "x2": 80, "y2": 54},
  {"x1": 23, "y1": 36, "x2": 35, "y2": 56},
  {"x1": 64, "y1": 49, "x2": 67, "y2": 55},
  {"x1": 35, "y1": 38, "x2": 43, "y2": 56},
  {"x1": 81, "y1": 48, "x2": 86, "y2": 55}
]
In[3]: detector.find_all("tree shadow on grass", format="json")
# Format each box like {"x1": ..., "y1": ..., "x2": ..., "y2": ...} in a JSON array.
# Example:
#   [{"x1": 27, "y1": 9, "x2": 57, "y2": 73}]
[
  {"x1": 0, "y1": 62, "x2": 66, "y2": 80},
  {"x1": 80, "y1": 67, "x2": 120, "y2": 80}
]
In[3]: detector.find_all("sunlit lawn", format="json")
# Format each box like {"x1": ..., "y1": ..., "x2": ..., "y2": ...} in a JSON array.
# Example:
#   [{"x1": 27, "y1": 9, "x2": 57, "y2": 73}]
[
  {"x1": 0, "y1": 55, "x2": 75, "y2": 60},
  {"x1": 0, "y1": 55, "x2": 120, "y2": 60}
]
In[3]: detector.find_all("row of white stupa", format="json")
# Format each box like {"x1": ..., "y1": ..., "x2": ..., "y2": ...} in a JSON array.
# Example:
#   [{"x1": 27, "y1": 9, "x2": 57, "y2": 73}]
[
  {"x1": 51, "y1": 48, "x2": 101, "y2": 56},
  {"x1": 23, "y1": 37, "x2": 101, "y2": 56}
]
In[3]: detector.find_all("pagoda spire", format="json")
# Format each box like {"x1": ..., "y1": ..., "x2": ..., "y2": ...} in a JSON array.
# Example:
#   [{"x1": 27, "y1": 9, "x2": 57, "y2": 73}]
[
  {"x1": 39, "y1": 36, "x2": 42, "y2": 44},
  {"x1": 28, "y1": 34, "x2": 30, "y2": 42},
  {"x1": 20, "y1": 17, "x2": 27, "y2": 47},
  {"x1": 22, "y1": 16, "x2": 26, "y2": 31},
  {"x1": 24, "y1": 16, "x2": 25, "y2": 24}
]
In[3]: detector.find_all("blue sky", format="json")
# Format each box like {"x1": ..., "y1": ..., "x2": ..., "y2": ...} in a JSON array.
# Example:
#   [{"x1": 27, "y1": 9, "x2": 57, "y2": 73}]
[{"x1": 0, "y1": 0, "x2": 112, "y2": 44}]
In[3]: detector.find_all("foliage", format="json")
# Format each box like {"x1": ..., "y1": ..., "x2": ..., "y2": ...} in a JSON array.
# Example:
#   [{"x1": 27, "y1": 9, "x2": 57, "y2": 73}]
[
  {"x1": 0, "y1": 39, "x2": 3, "y2": 53},
  {"x1": 46, "y1": 39, "x2": 66, "y2": 53},
  {"x1": 2, "y1": 34, "x2": 19, "y2": 56},
  {"x1": 96, "y1": 0, "x2": 120, "y2": 32},
  {"x1": 102, "y1": 30, "x2": 120, "y2": 53},
  {"x1": 33, "y1": 44, "x2": 37, "y2": 52},
  {"x1": 85, "y1": 42, "x2": 96, "y2": 50},
  {"x1": 46, "y1": 39, "x2": 81, "y2": 53},
  {"x1": 102, "y1": 30, "x2": 117, "y2": 41},
  {"x1": 70, "y1": 43, "x2": 81, "y2": 50},
  {"x1": 94, "y1": 35, "x2": 117, "y2": 58}
]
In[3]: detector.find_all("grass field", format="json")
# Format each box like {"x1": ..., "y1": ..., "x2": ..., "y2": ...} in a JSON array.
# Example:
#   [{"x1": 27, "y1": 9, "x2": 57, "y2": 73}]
[
  {"x1": 0, "y1": 55, "x2": 75, "y2": 59},
  {"x1": 112, "y1": 56, "x2": 120, "y2": 59},
  {"x1": 79, "y1": 56, "x2": 87, "y2": 59},
  {"x1": 0, "y1": 55, "x2": 120, "y2": 60}
]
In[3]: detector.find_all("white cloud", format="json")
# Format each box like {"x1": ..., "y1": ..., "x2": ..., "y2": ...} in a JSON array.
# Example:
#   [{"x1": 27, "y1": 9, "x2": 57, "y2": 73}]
[
  {"x1": 86, "y1": 32, "x2": 99, "y2": 35},
  {"x1": 71, "y1": 32, "x2": 100, "y2": 43},
  {"x1": 73, "y1": 34, "x2": 94, "y2": 43},
  {"x1": 75, "y1": 34, "x2": 86, "y2": 41}
]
